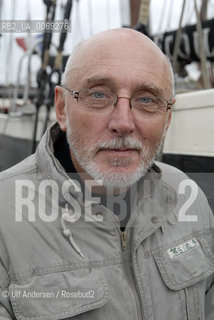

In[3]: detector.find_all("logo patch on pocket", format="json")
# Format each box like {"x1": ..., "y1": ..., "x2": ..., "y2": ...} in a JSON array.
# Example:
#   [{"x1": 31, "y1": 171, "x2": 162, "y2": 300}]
[{"x1": 167, "y1": 238, "x2": 199, "y2": 258}]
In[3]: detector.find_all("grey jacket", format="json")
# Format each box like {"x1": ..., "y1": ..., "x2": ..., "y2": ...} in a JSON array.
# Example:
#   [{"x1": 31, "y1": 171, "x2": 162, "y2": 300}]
[{"x1": 0, "y1": 123, "x2": 213, "y2": 320}]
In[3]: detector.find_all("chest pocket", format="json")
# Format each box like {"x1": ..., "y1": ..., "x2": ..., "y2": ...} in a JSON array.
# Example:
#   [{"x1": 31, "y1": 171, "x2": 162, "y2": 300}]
[
  {"x1": 151, "y1": 235, "x2": 214, "y2": 320},
  {"x1": 9, "y1": 268, "x2": 109, "y2": 320}
]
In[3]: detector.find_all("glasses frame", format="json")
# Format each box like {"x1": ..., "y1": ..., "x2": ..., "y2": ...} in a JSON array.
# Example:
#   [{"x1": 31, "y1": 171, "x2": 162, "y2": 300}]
[{"x1": 61, "y1": 85, "x2": 173, "y2": 112}]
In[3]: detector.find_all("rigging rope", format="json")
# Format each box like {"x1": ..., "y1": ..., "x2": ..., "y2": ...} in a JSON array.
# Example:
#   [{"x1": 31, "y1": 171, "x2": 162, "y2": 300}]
[
  {"x1": 134, "y1": 0, "x2": 151, "y2": 36},
  {"x1": 5, "y1": 0, "x2": 16, "y2": 97},
  {"x1": 32, "y1": 0, "x2": 57, "y2": 153},
  {"x1": 43, "y1": 0, "x2": 73, "y2": 135},
  {"x1": 138, "y1": 0, "x2": 150, "y2": 26},
  {"x1": 194, "y1": 0, "x2": 211, "y2": 88},
  {"x1": 172, "y1": 0, "x2": 186, "y2": 72}
]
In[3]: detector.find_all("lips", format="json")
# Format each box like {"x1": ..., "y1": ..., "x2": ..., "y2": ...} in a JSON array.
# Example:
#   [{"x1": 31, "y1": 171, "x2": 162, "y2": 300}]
[
  {"x1": 107, "y1": 148, "x2": 132, "y2": 151},
  {"x1": 100, "y1": 148, "x2": 139, "y2": 155}
]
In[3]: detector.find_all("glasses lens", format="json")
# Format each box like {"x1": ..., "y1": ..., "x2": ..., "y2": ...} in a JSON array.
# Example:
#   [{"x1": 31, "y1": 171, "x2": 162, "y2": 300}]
[
  {"x1": 132, "y1": 95, "x2": 168, "y2": 114},
  {"x1": 79, "y1": 89, "x2": 116, "y2": 109}
]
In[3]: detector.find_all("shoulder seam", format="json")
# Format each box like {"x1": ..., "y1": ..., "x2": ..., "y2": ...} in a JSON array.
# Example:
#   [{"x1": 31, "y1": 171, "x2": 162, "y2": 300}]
[{"x1": 0, "y1": 165, "x2": 38, "y2": 182}]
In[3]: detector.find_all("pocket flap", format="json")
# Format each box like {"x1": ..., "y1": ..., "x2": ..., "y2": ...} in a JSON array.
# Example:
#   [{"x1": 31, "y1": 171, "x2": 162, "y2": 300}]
[
  {"x1": 9, "y1": 268, "x2": 109, "y2": 320},
  {"x1": 152, "y1": 235, "x2": 214, "y2": 290}
]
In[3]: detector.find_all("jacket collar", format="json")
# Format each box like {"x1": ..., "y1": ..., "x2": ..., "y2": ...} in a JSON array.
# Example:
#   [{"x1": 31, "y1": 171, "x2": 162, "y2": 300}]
[{"x1": 36, "y1": 123, "x2": 83, "y2": 206}]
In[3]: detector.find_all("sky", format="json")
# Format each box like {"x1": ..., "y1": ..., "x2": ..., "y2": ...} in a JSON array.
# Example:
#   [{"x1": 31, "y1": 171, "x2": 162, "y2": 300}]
[{"x1": 0, "y1": 0, "x2": 214, "y2": 85}]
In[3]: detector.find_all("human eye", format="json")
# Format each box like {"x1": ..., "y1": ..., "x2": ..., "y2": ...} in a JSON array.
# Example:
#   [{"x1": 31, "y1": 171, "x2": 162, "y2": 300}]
[
  {"x1": 84, "y1": 89, "x2": 108, "y2": 104},
  {"x1": 133, "y1": 94, "x2": 157, "y2": 112},
  {"x1": 91, "y1": 91, "x2": 106, "y2": 99},
  {"x1": 138, "y1": 96, "x2": 153, "y2": 104},
  {"x1": 82, "y1": 88, "x2": 114, "y2": 109},
  {"x1": 87, "y1": 86, "x2": 113, "y2": 99},
  {"x1": 134, "y1": 91, "x2": 157, "y2": 104}
]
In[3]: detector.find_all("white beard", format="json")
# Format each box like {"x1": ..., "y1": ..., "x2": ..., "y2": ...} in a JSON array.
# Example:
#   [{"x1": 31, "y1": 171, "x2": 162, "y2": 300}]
[{"x1": 65, "y1": 116, "x2": 163, "y2": 188}]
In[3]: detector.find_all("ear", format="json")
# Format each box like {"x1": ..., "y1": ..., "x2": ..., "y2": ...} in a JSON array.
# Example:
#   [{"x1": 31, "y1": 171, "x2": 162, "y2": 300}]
[
  {"x1": 165, "y1": 97, "x2": 175, "y2": 130},
  {"x1": 55, "y1": 86, "x2": 67, "y2": 131}
]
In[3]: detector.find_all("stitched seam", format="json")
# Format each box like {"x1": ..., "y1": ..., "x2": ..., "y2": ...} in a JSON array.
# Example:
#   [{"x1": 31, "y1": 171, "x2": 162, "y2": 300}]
[
  {"x1": 9, "y1": 257, "x2": 122, "y2": 282},
  {"x1": 11, "y1": 272, "x2": 109, "y2": 320},
  {"x1": 154, "y1": 253, "x2": 213, "y2": 290}
]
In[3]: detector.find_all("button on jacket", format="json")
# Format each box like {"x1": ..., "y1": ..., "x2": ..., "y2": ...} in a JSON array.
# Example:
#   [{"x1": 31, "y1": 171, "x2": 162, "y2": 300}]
[{"x1": 0, "y1": 123, "x2": 213, "y2": 320}]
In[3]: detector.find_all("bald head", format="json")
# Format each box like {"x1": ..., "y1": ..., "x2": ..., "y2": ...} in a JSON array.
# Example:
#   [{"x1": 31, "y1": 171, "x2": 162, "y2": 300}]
[{"x1": 62, "y1": 28, "x2": 174, "y2": 97}]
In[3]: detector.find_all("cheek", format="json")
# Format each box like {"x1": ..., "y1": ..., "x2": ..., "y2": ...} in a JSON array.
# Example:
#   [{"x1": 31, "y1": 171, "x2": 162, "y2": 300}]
[
  {"x1": 69, "y1": 109, "x2": 108, "y2": 140},
  {"x1": 138, "y1": 118, "x2": 166, "y2": 143}
]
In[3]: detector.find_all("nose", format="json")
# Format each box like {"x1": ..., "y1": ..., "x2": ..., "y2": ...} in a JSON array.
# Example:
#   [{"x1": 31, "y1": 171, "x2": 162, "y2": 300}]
[{"x1": 108, "y1": 97, "x2": 135, "y2": 136}]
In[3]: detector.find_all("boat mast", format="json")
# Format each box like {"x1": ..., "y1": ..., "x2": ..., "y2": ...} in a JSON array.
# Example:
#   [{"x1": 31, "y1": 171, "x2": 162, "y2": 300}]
[
  {"x1": 172, "y1": 0, "x2": 187, "y2": 72},
  {"x1": 194, "y1": 0, "x2": 211, "y2": 88},
  {"x1": 5, "y1": 0, "x2": 16, "y2": 89},
  {"x1": 130, "y1": 0, "x2": 141, "y2": 27},
  {"x1": 200, "y1": 0, "x2": 209, "y2": 21},
  {"x1": 133, "y1": 0, "x2": 151, "y2": 36}
]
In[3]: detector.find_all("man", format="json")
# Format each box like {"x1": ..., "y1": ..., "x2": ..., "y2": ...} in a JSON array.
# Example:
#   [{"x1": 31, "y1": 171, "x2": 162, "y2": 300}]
[{"x1": 0, "y1": 28, "x2": 213, "y2": 319}]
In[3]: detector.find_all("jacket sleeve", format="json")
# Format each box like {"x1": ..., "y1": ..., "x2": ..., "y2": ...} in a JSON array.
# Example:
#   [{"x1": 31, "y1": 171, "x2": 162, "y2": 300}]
[
  {"x1": 0, "y1": 264, "x2": 15, "y2": 319},
  {"x1": 0, "y1": 301, "x2": 14, "y2": 319},
  {"x1": 205, "y1": 275, "x2": 214, "y2": 319},
  {"x1": 0, "y1": 290, "x2": 15, "y2": 319},
  {"x1": 204, "y1": 192, "x2": 214, "y2": 319}
]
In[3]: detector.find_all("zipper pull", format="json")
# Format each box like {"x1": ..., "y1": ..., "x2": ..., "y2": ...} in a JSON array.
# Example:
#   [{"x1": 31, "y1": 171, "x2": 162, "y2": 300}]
[{"x1": 121, "y1": 231, "x2": 126, "y2": 250}]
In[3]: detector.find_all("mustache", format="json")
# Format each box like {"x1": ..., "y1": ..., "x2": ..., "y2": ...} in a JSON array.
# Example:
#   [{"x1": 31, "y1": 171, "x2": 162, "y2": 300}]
[{"x1": 96, "y1": 137, "x2": 143, "y2": 150}]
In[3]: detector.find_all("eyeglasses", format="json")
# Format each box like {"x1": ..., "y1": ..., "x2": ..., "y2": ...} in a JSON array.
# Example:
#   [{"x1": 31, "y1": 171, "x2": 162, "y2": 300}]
[{"x1": 62, "y1": 85, "x2": 172, "y2": 116}]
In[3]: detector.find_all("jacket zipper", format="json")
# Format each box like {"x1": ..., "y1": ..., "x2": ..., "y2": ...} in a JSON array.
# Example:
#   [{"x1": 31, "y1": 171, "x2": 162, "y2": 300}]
[
  {"x1": 121, "y1": 231, "x2": 126, "y2": 249},
  {"x1": 120, "y1": 230, "x2": 142, "y2": 320}
]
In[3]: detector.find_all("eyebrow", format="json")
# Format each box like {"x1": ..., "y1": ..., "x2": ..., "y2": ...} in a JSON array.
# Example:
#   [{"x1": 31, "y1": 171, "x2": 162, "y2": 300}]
[
  {"x1": 85, "y1": 76, "x2": 165, "y2": 97},
  {"x1": 86, "y1": 76, "x2": 113, "y2": 86},
  {"x1": 135, "y1": 84, "x2": 165, "y2": 97}
]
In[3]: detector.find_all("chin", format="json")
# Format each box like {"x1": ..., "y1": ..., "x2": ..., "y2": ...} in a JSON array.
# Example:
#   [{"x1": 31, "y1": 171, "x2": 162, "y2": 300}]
[{"x1": 85, "y1": 163, "x2": 149, "y2": 188}]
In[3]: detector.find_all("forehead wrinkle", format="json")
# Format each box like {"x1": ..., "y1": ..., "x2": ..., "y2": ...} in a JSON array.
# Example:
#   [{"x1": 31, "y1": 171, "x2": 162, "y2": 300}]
[
  {"x1": 85, "y1": 76, "x2": 165, "y2": 97},
  {"x1": 135, "y1": 84, "x2": 165, "y2": 97},
  {"x1": 63, "y1": 29, "x2": 173, "y2": 93},
  {"x1": 86, "y1": 76, "x2": 114, "y2": 86}
]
